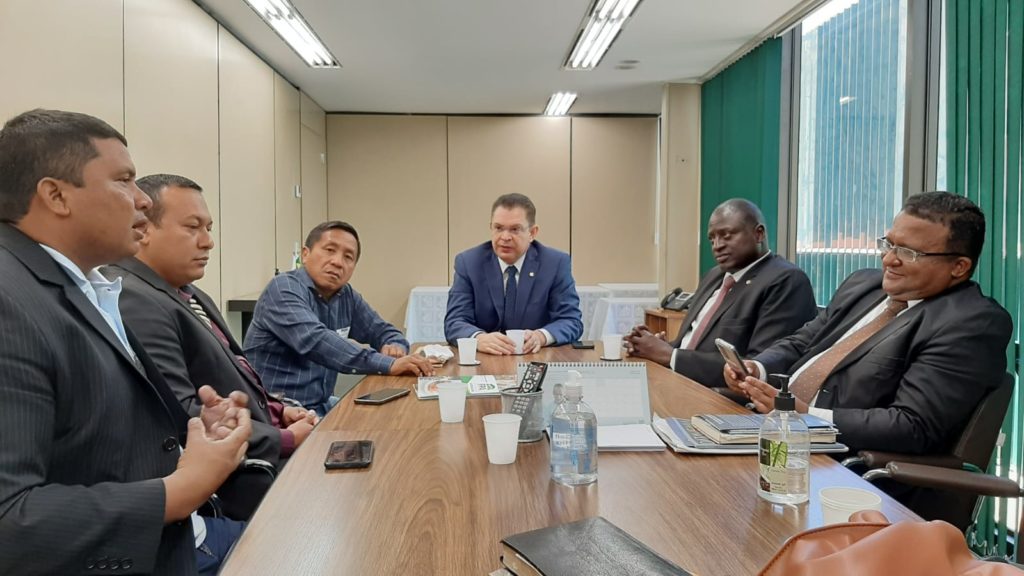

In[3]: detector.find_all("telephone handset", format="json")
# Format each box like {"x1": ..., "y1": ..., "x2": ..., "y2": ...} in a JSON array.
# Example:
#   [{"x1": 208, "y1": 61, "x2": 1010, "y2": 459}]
[{"x1": 660, "y1": 287, "x2": 693, "y2": 312}]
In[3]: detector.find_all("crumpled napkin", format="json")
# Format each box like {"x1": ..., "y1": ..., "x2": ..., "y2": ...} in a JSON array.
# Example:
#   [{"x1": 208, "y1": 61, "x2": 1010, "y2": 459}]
[{"x1": 415, "y1": 344, "x2": 454, "y2": 366}]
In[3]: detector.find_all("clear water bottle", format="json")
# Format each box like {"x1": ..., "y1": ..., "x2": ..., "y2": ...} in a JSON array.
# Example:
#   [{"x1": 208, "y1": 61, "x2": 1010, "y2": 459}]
[
  {"x1": 757, "y1": 374, "x2": 810, "y2": 504},
  {"x1": 550, "y1": 370, "x2": 598, "y2": 486}
]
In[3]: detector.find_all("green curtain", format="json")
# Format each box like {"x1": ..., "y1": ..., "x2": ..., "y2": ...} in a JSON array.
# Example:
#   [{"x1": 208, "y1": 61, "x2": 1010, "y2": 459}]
[
  {"x1": 699, "y1": 39, "x2": 782, "y2": 273},
  {"x1": 946, "y1": 0, "x2": 1023, "y2": 558}
]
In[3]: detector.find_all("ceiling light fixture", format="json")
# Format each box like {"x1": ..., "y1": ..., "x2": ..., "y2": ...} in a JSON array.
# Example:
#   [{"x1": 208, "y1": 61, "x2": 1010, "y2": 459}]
[
  {"x1": 243, "y1": 0, "x2": 340, "y2": 68},
  {"x1": 564, "y1": 0, "x2": 643, "y2": 70},
  {"x1": 543, "y1": 92, "x2": 578, "y2": 116}
]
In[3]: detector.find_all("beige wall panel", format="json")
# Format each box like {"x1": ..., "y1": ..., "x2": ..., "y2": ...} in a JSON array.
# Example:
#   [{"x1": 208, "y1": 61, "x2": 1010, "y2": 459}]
[
  {"x1": 274, "y1": 75, "x2": 302, "y2": 273},
  {"x1": 123, "y1": 0, "x2": 221, "y2": 301},
  {"x1": 660, "y1": 84, "x2": 702, "y2": 294},
  {"x1": 218, "y1": 29, "x2": 276, "y2": 309},
  {"x1": 0, "y1": 0, "x2": 123, "y2": 130},
  {"x1": 326, "y1": 115, "x2": 448, "y2": 328},
  {"x1": 447, "y1": 117, "x2": 571, "y2": 268},
  {"x1": 300, "y1": 125, "x2": 328, "y2": 237},
  {"x1": 300, "y1": 92, "x2": 326, "y2": 134},
  {"x1": 571, "y1": 118, "x2": 658, "y2": 284},
  {"x1": 300, "y1": 93, "x2": 328, "y2": 238}
]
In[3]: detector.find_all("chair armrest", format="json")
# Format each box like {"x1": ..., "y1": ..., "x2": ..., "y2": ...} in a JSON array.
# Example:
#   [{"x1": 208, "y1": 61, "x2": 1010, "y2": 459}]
[
  {"x1": 240, "y1": 458, "x2": 278, "y2": 480},
  {"x1": 881, "y1": 462, "x2": 1023, "y2": 498},
  {"x1": 855, "y1": 450, "x2": 963, "y2": 470}
]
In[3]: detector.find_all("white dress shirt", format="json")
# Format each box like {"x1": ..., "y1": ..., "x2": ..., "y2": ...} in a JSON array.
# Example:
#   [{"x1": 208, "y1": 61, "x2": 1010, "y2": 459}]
[
  {"x1": 670, "y1": 251, "x2": 772, "y2": 370},
  {"x1": 753, "y1": 297, "x2": 921, "y2": 422}
]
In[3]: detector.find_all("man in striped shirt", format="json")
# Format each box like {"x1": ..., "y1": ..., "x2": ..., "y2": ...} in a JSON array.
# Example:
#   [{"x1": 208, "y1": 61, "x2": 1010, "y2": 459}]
[{"x1": 244, "y1": 221, "x2": 435, "y2": 416}]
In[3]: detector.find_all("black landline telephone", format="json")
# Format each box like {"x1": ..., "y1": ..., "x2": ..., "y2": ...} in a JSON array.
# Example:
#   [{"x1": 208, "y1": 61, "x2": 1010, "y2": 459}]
[{"x1": 660, "y1": 287, "x2": 694, "y2": 311}]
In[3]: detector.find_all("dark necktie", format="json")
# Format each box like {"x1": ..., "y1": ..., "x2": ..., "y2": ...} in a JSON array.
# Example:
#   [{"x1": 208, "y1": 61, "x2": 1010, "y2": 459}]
[
  {"x1": 503, "y1": 266, "x2": 518, "y2": 331},
  {"x1": 685, "y1": 275, "x2": 736, "y2": 350},
  {"x1": 790, "y1": 299, "x2": 909, "y2": 404}
]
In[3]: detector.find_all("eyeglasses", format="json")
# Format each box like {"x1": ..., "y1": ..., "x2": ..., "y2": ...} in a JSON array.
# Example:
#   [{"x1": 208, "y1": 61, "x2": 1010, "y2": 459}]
[
  {"x1": 875, "y1": 237, "x2": 964, "y2": 263},
  {"x1": 490, "y1": 224, "x2": 529, "y2": 237}
]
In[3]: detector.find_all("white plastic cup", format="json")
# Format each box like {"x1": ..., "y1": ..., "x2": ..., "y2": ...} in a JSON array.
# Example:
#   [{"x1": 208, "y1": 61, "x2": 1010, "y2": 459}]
[
  {"x1": 437, "y1": 380, "x2": 467, "y2": 423},
  {"x1": 506, "y1": 330, "x2": 526, "y2": 354},
  {"x1": 457, "y1": 338, "x2": 477, "y2": 364},
  {"x1": 602, "y1": 334, "x2": 623, "y2": 360},
  {"x1": 482, "y1": 413, "x2": 522, "y2": 464},
  {"x1": 819, "y1": 487, "x2": 883, "y2": 524}
]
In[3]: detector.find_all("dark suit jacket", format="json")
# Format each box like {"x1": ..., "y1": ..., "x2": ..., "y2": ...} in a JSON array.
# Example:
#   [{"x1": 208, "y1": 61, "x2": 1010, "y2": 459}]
[
  {"x1": 444, "y1": 241, "x2": 584, "y2": 344},
  {"x1": 0, "y1": 224, "x2": 194, "y2": 575},
  {"x1": 107, "y1": 258, "x2": 281, "y2": 467},
  {"x1": 755, "y1": 268, "x2": 1012, "y2": 454},
  {"x1": 669, "y1": 254, "x2": 817, "y2": 388}
]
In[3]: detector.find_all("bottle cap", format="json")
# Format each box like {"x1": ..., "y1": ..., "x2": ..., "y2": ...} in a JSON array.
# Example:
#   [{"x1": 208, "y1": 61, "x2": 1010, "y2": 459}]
[
  {"x1": 768, "y1": 373, "x2": 795, "y2": 411},
  {"x1": 564, "y1": 370, "x2": 583, "y2": 399}
]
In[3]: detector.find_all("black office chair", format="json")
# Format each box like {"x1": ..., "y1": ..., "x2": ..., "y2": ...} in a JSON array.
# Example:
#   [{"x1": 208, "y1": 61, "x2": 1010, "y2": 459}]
[
  {"x1": 843, "y1": 372, "x2": 1015, "y2": 531},
  {"x1": 209, "y1": 458, "x2": 278, "y2": 520}
]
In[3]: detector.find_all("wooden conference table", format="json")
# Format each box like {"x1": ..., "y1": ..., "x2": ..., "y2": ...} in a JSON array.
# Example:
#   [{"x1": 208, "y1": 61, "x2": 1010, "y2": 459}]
[{"x1": 221, "y1": 346, "x2": 918, "y2": 575}]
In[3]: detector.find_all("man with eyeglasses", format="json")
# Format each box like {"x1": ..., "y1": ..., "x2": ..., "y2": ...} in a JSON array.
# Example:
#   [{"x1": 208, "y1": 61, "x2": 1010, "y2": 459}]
[
  {"x1": 723, "y1": 191, "x2": 1011, "y2": 456},
  {"x1": 444, "y1": 193, "x2": 583, "y2": 354}
]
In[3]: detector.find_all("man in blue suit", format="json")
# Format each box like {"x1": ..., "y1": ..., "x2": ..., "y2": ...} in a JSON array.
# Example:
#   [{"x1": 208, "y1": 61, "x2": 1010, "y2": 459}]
[{"x1": 445, "y1": 193, "x2": 583, "y2": 355}]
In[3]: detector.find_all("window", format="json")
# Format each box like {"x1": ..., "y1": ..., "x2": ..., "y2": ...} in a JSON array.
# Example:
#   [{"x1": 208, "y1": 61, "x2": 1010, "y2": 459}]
[{"x1": 795, "y1": 0, "x2": 909, "y2": 304}]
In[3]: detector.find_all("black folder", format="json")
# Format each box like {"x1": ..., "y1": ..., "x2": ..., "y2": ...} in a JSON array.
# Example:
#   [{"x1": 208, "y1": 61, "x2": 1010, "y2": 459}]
[{"x1": 500, "y1": 516, "x2": 691, "y2": 576}]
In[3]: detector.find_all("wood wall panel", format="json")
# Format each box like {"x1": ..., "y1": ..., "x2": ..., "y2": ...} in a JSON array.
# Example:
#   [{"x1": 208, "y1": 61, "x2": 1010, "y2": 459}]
[
  {"x1": 571, "y1": 117, "x2": 658, "y2": 284},
  {"x1": 447, "y1": 117, "x2": 571, "y2": 270},
  {"x1": 218, "y1": 29, "x2": 276, "y2": 309},
  {"x1": 0, "y1": 0, "x2": 123, "y2": 130},
  {"x1": 274, "y1": 76, "x2": 302, "y2": 273},
  {"x1": 326, "y1": 115, "x2": 449, "y2": 327},
  {"x1": 123, "y1": 0, "x2": 221, "y2": 301}
]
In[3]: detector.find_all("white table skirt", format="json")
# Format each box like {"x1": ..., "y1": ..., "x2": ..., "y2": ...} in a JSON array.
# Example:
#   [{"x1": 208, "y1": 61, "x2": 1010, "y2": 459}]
[
  {"x1": 588, "y1": 296, "x2": 660, "y2": 339},
  {"x1": 597, "y1": 282, "x2": 659, "y2": 299},
  {"x1": 404, "y1": 286, "x2": 451, "y2": 343}
]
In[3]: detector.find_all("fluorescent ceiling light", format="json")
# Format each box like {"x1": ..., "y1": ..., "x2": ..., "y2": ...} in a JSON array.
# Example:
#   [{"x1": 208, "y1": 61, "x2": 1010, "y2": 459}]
[
  {"x1": 564, "y1": 0, "x2": 642, "y2": 70},
  {"x1": 243, "y1": 0, "x2": 340, "y2": 68},
  {"x1": 544, "y1": 92, "x2": 578, "y2": 116}
]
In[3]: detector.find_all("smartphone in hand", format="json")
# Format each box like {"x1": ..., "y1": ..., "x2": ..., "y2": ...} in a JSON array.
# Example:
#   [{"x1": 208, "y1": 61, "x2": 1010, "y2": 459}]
[{"x1": 714, "y1": 338, "x2": 750, "y2": 378}]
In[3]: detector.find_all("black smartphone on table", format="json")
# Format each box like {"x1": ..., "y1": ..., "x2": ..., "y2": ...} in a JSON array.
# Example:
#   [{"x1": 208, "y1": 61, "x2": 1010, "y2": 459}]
[
  {"x1": 715, "y1": 338, "x2": 750, "y2": 378},
  {"x1": 571, "y1": 341, "x2": 595, "y2": 349},
  {"x1": 324, "y1": 440, "x2": 374, "y2": 469},
  {"x1": 354, "y1": 388, "x2": 410, "y2": 405}
]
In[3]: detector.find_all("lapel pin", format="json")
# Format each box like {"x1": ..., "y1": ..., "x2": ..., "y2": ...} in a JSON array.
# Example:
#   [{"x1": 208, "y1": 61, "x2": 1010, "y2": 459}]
[
  {"x1": 745, "y1": 280, "x2": 751, "y2": 285},
  {"x1": 529, "y1": 272, "x2": 535, "y2": 277}
]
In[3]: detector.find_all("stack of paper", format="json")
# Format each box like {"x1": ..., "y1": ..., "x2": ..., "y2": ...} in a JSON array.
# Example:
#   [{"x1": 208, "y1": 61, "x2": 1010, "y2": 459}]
[
  {"x1": 653, "y1": 417, "x2": 848, "y2": 455},
  {"x1": 596, "y1": 424, "x2": 665, "y2": 452}
]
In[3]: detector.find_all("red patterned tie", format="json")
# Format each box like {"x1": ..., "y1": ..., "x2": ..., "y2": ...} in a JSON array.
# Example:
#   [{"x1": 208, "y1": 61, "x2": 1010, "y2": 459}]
[{"x1": 686, "y1": 275, "x2": 736, "y2": 350}]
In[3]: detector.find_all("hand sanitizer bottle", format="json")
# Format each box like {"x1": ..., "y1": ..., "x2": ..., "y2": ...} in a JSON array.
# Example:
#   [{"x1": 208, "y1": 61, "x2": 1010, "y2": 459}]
[
  {"x1": 550, "y1": 370, "x2": 598, "y2": 486},
  {"x1": 757, "y1": 374, "x2": 810, "y2": 504}
]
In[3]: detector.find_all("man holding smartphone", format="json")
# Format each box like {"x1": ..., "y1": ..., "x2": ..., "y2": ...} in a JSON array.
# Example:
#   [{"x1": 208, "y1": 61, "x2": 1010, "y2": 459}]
[
  {"x1": 724, "y1": 192, "x2": 1011, "y2": 457},
  {"x1": 625, "y1": 199, "x2": 817, "y2": 391}
]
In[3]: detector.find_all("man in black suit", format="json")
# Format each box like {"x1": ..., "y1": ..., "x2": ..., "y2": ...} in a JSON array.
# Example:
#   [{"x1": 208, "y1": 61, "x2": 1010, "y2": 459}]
[
  {"x1": 726, "y1": 192, "x2": 1012, "y2": 455},
  {"x1": 109, "y1": 174, "x2": 317, "y2": 468},
  {"x1": 625, "y1": 199, "x2": 817, "y2": 389},
  {"x1": 107, "y1": 174, "x2": 318, "y2": 523},
  {"x1": 0, "y1": 109, "x2": 251, "y2": 575}
]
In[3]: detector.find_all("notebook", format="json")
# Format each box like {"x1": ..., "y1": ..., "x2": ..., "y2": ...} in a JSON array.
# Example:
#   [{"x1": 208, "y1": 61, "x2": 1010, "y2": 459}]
[
  {"x1": 653, "y1": 417, "x2": 849, "y2": 455},
  {"x1": 691, "y1": 413, "x2": 839, "y2": 444},
  {"x1": 516, "y1": 362, "x2": 664, "y2": 451}
]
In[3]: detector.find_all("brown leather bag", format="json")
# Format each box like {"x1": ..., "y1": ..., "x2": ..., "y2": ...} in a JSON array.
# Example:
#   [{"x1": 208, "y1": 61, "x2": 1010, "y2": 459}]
[{"x1": 759, "y1": 511, "x2": 1024, "y2": 575}]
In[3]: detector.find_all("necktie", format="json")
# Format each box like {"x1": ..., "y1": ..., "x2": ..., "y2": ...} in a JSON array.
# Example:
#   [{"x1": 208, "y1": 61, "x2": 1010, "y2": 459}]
[
  {"x1": 503, "y1": 266, "x2": 518, "y2": 331},
  {"x1": 187, "y1": 295, "x2": 213, "y2": 329},
  {"x1": 790, "y1": 299, "x2": 909, "y2": 404},
  {"x1": 685, "y1": 275, "x2": 736, "y2": 350}
]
